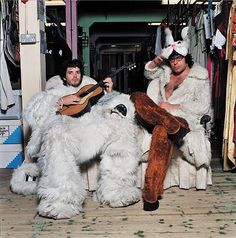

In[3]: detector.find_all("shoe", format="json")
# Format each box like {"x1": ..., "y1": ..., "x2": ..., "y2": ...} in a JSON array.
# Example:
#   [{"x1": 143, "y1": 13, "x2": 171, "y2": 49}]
[
  {"x1": 171, "y1": 127, "x2": 190, "y2": 147},
  {"x1": 143, "y1": 200, "x2": 159, "y2": 211}
]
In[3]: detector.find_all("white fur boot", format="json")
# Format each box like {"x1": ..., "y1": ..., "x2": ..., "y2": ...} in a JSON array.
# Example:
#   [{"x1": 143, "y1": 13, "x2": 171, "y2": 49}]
[
  {"x1": 10, "y1": 162, "x2": 39, "y2": 195},
  {"x1": 94, "y1": 156, "x2": 141, "y2": 207}
]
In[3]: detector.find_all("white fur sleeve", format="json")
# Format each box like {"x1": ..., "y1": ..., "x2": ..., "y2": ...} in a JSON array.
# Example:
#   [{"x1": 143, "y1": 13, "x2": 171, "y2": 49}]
[
  {"x1": 144, "y1": 61, "x2": 164, "y2": 81},
  {"x1": 146, "y1": 79, "x2": 161, "y2": 104}
]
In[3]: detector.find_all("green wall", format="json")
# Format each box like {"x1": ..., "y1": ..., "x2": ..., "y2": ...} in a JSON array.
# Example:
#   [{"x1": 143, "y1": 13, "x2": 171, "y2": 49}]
[{"x1": 78, "y1": 10, "x2": 166, "y2": 75}]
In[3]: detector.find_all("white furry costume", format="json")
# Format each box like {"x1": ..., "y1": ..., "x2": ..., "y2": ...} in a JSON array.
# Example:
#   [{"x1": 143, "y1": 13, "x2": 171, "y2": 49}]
[
  {"x1": 10, "y1": 75, "x2": 142, "y2": 219},
  {"x1": 143, "y1": 62, "x2": 213, "y2": 189}
]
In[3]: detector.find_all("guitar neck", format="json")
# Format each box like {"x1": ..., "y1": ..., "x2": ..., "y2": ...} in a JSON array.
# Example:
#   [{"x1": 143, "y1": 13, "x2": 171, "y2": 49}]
[
  {"x1": 109, "y1": 65, "x2": 127, "y2": 78},
  {"x1": 80, "y1": 63, "x2": 135, "y2": 97},
  {"x1": 79, "y1": 81, "x2": 104, "y2": 97}
]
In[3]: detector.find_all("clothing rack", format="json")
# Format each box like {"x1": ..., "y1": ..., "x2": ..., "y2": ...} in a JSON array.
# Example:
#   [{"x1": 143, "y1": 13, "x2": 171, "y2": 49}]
[{"x1": 163, "y1": 0, "x2": 223, "y2": 39}]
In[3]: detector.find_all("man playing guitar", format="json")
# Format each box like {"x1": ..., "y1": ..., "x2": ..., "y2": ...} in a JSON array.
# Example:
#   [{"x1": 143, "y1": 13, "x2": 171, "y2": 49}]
[{"x1": 51, "y1": 58, "x2": 113, "y2": 111}]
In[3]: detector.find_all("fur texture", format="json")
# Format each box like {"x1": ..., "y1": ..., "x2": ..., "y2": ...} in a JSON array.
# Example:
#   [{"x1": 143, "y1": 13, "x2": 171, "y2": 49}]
[
  {"x1": 131, "y1": 91, "x2": 190, "y2": 203},
  {"x1": 11, "y1": 91, "x2": 143, "y2": 219},
  {"x1": 144, "y1": 63, "x2": 212, "y2": 169},
  {"x1": 142, "y1": 125, "x2": 173, "y2": 203},
  {"x1": 10, "y1": 163, "x2": 39, "y2": 195},
  {"x1": 161, "y1": 27, "x2": 189, "y2": 59},
  {"x1": 142, "y1": 62, "x2": 213, "y2": 191}
]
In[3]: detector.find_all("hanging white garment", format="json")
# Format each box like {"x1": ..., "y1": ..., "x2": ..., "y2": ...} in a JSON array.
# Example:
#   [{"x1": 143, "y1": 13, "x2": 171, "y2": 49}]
[
  {"x1": 0, "y1": 6, "x2": 15, "y2": 111},
  {"x1": 188, "y1": 10, "x2": 207, "y2": 68},
  {"x1": 154, "y1": 25, "x2": 162, "y2": 55}
]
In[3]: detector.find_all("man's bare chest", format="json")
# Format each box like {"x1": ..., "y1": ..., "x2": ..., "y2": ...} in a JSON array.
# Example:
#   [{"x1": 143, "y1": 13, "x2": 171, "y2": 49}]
[{"x1": 165, "y1": 75, "x2": 185, "y2": 99}]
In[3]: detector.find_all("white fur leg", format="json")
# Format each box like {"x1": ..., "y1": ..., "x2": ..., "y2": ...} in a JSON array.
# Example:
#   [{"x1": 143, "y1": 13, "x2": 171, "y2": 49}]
[
  {"x1": 37, "y1": 132, "x2": 87, "y2": 219},
  {"x1": 10, "y1": 163, "x2": 39, "y2": 195},
  {"x1": 180, "y1": 130, "x2": 211, "y2": 168},
  {"x1": 26, "y1": 128, "x2": 42, "y2": 158},
  {"x1": 94, "y1": 157, "x2": 141, "y2": 207},
  {"x1": 37, "y1": 165, "x2": 86, "y2": 219}
]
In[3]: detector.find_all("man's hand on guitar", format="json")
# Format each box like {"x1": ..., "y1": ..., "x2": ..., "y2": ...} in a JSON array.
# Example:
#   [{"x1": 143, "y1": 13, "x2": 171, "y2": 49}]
[
  {"x1": 103, "y1": 77, "x2": 113, "y2": 93},
  {"x1": 56, "y1": 94, "x2": 81, "y2": 109}
]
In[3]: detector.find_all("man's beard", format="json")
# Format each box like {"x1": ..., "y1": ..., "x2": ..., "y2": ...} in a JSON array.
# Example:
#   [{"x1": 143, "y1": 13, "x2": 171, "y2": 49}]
[
  {"x1": 71, "y1": 82, "x2": 81, "y2": 87},
  {"x1": 173, "y1": 69, "x2": 184, "y2": 76},
  {"x1": 67, "y1": 81, "x2": 82, "y2": 88}
]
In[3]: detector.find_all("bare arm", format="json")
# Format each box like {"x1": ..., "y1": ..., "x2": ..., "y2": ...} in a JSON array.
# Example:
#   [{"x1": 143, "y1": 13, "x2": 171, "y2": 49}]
[
  {"x1": 158, "y1": 101, "x2": 181, "y2": 111},
  {"x1": 147, "y1": 55, "x2": 164, "y2": 69}
]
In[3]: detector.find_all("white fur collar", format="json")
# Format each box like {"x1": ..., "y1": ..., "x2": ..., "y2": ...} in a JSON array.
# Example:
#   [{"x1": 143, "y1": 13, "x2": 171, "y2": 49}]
[
  {"x1": 45, "y1": 75, "x2": 64, "y2": 90},
  {"x1": 187, "y1": 64, "x2": 208, "y2": 81}
]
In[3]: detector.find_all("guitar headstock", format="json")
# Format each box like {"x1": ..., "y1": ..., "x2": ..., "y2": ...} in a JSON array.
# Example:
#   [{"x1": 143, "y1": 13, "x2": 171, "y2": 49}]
[
  {"x1": 124, "y1": 62, "x2": 136, "y2": 71},
  {"x1": 110, "y1": 62, "x2": 136, "y2": 78}
]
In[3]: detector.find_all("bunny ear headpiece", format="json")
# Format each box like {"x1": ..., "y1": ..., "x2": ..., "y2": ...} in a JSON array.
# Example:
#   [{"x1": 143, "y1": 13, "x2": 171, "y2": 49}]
[{"x1": 161, "y1": 27, "x2": 189, "y2": 59}]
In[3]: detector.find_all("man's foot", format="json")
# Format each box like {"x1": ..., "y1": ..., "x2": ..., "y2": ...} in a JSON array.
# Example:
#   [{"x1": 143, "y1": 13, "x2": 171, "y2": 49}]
[
  {"x1": 171, "y1": 127, "x2": 190, "y2": 147},
  {"x1": 143, "y1": 200, "x2": 159, "y2": 211}
]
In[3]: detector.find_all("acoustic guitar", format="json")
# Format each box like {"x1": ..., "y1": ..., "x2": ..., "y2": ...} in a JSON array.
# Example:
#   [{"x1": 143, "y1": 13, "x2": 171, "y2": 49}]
[{"x1": 57, "y1": 63, "x2": 136, "y2": 117}]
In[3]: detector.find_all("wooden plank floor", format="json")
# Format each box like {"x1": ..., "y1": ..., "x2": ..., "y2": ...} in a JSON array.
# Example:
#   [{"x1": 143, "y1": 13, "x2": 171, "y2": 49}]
[{"x1": 1, "y1": 156, "x2": 236, "y2": 238}]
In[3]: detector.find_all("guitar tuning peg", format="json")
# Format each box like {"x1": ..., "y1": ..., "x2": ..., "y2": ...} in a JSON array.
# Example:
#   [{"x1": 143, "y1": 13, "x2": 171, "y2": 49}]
[{"x1": 129, "y1": 65, "x2": 136, "y2": 70}]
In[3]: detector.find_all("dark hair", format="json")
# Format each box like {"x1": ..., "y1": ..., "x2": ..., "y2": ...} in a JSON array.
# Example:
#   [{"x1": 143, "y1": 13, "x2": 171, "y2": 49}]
[
  {"x1": 167, "y1": 50, "x2": 194, "y2": 68},
  {"x1": 59, "y1": 58, "x2": 84, "y2": 85}
]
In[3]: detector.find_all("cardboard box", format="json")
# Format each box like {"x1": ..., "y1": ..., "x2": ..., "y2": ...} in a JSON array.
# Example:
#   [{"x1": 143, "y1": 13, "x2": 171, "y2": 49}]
[
  {"x1": 0, "y1": 144, "x2": 23, "y2": 168},
  {"x1": 0, "y1": 120, "x2": 23, "y2": 144},
  {"x1": 0, "y1": 90, "x2": 22, "y2": 120}
]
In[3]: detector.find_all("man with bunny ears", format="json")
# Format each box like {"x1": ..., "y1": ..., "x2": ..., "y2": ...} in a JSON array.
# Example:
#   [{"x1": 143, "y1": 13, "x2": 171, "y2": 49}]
[{"x1": 131, "y1": 27, "x2": 212, "y2": 211}]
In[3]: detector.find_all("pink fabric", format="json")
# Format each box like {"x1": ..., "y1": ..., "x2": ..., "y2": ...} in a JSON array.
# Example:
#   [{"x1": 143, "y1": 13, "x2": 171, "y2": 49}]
[{"x1": 207, "y1": 54, "x2": 213, "y2": 87}]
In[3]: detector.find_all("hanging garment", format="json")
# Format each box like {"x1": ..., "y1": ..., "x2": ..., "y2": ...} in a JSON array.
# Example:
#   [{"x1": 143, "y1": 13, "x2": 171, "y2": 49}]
[
  {"x1": 154, "y1": 25, "x2": 162, "y2": 55},
  {"x1": 188, "y1": 9, "x2": 207, "y2": 68},
  {"x1": 2, "y1": 0, "x2": 20, "y2": 68},
  {"x1": 211, "y1": 0, "x2": 230, "y2": 137},
  {"x1": 0, "y1": 5, "x2": 15, "y2": 111},
  {"x1": 214, "y1": 0, "x2": 230, "y2": 38},
  {"x1": 223, "y1": 0, "x2": 236, "y2": 169}
]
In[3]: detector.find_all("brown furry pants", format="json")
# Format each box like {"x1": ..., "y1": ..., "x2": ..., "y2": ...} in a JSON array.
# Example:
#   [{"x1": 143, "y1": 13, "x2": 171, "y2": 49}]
[{"x1": 130, "y1": 92, "x2": 189, "y2": 203}]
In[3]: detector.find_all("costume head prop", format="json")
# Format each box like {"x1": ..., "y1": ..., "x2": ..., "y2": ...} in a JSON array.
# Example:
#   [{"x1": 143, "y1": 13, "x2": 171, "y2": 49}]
[
  {"x1": 111, "y1": 104, "x2": 127, "y2": 118},
  {"x1": 94, "y1": 92, "x2": 136, "y2": 120},
  {"x1": 161, "y1": 27, "x2": 189, "y2": 59}
]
